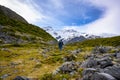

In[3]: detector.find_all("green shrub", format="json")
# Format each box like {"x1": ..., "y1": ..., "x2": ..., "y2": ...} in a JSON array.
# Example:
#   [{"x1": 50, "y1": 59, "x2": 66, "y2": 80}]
[
  {"x1": 69, "y1": 36, "x2": 120, "y2": 47},
  {"x1": 44, "y1": 56, "x2": 63, "y2": 64},
  {"x1": 40, "y1": 73, "x2": 70, "y2": 80},
  {"x1": 40, "y1": 73, "x2": 54, "y2": 80},
  {"x1": 78, "y1": 68, "x2": 84, "y2": 77},
  {"x1": 34, "y1": 64, "x2": 42, "y2": 68},
  {"x1": 11, "y1": 43, "x2": 22, "y2": 47}
]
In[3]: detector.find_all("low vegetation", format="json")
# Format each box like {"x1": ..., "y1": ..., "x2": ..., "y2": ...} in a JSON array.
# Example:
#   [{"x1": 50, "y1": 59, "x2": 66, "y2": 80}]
[
  {"x1": 69, "y1": 36, "x2": 120, "y2": 47},
  {"x1": 0, "y1": 43, "x2": 92, "y2": 80}
]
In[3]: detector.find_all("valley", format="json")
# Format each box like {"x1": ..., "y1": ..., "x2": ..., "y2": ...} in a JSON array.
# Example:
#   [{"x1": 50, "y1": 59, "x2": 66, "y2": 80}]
[{"x1": 0, "y1": 5, "x2": 120, "y2": 80}]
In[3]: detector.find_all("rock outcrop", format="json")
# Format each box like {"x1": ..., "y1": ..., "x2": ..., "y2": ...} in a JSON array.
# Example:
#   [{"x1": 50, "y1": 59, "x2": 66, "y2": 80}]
[
  {"x1": 81, "y1": 46, "x2": 120, "y2": 80},
  {"x1": 53, "y1": 46, "x2": 120, "y2": 80}
]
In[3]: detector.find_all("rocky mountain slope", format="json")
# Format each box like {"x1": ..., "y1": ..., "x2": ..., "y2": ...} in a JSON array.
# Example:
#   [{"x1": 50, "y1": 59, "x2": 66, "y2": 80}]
[
  {"x1": 0, "y1": 5, "x2": 27, "y2": 23},
  {"x1": 0, "y1": 5, "x2": 55, "y2": 44}
]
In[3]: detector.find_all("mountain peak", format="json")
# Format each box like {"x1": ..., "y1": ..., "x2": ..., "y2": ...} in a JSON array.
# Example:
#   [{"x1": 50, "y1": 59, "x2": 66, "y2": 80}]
[{"x1": 42, "y1": 26, "x2": 102, "y2": 43}]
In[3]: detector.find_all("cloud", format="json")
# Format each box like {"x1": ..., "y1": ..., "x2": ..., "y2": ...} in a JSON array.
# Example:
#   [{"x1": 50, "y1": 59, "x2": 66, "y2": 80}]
[
  {"x1": 50, "y1": 0, "x2": 64, "y2": 9},
  {"x1": 0, "y1": 0, "x2": 46, "y2": 23},
  {"x1": 85, "y1": 0, "x2": 120, "y2": 35},
  {"x1": 63, "y1": 0, "x2": 120, "y2": 35},
  {"x1": 0, "y1": 0, "x2": 65, "y2": 28},
  {"x1": 0, "y1": 0, "x2": 120, "y2": 35}
]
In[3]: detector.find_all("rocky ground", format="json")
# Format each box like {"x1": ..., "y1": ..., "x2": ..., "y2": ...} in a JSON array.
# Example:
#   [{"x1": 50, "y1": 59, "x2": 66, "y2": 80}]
[
  {"x1": 0, "y1": 46, "x2": 120, "y2": 80},
  {"x1": 80, "y1": 47, "x2": 120, "y2": 80},
  {"x1": 53, "y1": 46, "x2": 120, "y2": 80}
]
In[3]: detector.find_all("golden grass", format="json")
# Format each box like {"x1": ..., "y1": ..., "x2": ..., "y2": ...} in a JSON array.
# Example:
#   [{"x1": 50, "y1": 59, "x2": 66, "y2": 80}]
[
  {"x1": 0, "y1": 46, "x2": 62, "y2": 79},
  {"x1": 0, "y1": 45, "x2": 93, "y2": 80}
]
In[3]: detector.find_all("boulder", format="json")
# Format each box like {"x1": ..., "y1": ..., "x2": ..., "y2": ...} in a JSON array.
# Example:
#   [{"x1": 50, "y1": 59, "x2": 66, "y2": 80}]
[
  {"x1": 115, "y1": 52, "x2": 120, "y2": 58},
  {"x1": 82, "y1": 68, "x2": 97, "y2": 80},
  {"x1": 82, "y1": 68, "x2": 97, "y2": 75},
  {"x1": 82, "y1": 68, "x2": 117, "y2": 80},
  {"x1": 91, "y1": 73, "x2": 117, "y2": 80},
  {"x1": 81, "y1": 57, "x2": 98, "y2": 68},
  {"x1": 97, "y1": 57, "x2": 113, "y2": 68},
  {"x1": 92, "y1": 46, "x2": 111, "y2": 54},
  {"x1": 58, "y1": 62, "x2": 78, "y2": 74},
  {"x1": 104, "y1": 65, "x2": 120, "y2": 80}
]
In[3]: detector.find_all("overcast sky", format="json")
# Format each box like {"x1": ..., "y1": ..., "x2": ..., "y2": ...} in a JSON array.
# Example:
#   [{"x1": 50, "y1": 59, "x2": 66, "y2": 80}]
[{"x1": 0, "y1": 0, "x2": 120, "y2": 35}]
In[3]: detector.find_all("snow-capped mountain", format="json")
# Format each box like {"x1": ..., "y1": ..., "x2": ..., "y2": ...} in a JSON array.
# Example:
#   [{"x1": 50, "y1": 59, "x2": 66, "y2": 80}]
[{"x1": 43, "y1": 26, "x2": 102, "y2": 44}]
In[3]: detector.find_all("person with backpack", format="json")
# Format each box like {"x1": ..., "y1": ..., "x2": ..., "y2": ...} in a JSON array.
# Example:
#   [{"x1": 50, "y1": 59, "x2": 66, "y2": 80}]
[{"x1": 58, "y1": 39, "x2": 64, "y2": 51}]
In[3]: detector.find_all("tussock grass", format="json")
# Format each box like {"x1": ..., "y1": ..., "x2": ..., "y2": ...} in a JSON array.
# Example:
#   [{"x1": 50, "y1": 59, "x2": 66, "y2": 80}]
[{"x1": 0, "y1": 43, "x2": 95, "y2": 80}]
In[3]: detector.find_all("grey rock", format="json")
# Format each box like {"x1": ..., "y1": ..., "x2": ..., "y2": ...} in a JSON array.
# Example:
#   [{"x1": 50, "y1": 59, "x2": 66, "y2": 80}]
[
  {"x1": 82, "y1": 68, "x2": 97, "y2": 80},
  {"x1": 0, "y1": 32, "x2": 18, "y2": 44},
  {"x1": 1, "y1": 74, "x2": 10, "y2": 79},
  {"x1": 91, "y1": 73, "x2": 117, "y2": 80},
  {"x1": 62, "y1": 78, "x2": 67, "y2": 80},
  {"x1": 82, "y1": 68, "x2": 117, "y2": 80},
  {"x1": 58, "y1": 62, "x2": 78, "y2": 74},
  {"x1": 80, "y1": 46, "x2": 120, "y2": 80},
  {"x1": 81, "y1": 57, "x2": 98, "y2": 68},
  {"x1": 70, "y1": 71, "x2": 76, "y2": 76},
  {"x1": 1, "y1": 48, "x2": 10, "y2": 52},
  {"x1": 13, "y1": 76, "x2": 29, "y2": 80},
  {"x1": 116, "y1": 52, "x2": 120, "y2": 58},
  {"x1": 81, "y1": 56, "x2": 113, "y2": 68},
  {"x1": 92, "y1": 46, "x2": 111, "y2": 54},
  {"x1": 104, "y1": 65, "x2": 120, "y2": 80},
  {"x1": 97, "y1": 57, "x2": 113, "y2": 68},
  {"x1": 82, "y1": 68, "x2": 97, "y2": 76}
]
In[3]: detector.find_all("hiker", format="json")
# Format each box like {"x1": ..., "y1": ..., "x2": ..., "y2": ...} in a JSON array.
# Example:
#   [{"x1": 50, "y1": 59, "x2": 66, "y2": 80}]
[{"x1": 58, "y1": 39, "x2": 64, "y2": 51}]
